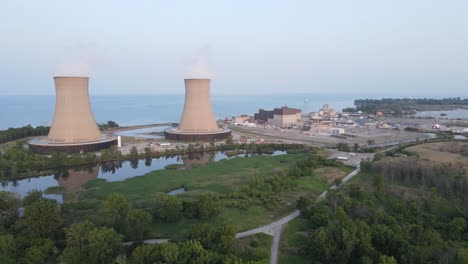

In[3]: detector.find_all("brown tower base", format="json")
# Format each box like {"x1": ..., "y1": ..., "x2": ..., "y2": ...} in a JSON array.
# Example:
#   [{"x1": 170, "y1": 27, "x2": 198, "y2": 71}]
[
  {"x1": 164, "y1": 128, "x2": 231, "y2": 141},
  {"x1": 28, "y1": 136, "x2": 118, "y2": 154}
]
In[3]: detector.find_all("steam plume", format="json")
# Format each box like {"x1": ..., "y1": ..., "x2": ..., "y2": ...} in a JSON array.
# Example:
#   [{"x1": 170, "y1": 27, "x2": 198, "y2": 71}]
[{"x1": 184, "y1": 46, "x2": 215, "y2": 79}]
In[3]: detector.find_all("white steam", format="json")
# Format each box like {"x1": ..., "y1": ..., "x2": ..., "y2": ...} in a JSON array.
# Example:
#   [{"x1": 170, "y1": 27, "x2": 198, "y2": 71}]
[
  {"x1": 184, "y1": 46, "x2": 215, "y2": 79},
  {"x1": 53, "y1": 44, "x2": 101, "y2": 77}
]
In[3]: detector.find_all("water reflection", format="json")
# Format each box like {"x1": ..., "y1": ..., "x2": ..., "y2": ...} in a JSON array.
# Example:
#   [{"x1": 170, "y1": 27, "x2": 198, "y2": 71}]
[
  {"x1": 100, "y1": 160, "x2": 124, "y2": 174},
  {"x1": 56, "y1": 165, "x2": 99, "y2": 202},
  {"x1": 182, "y1": 152, "x2": 215, "y2": 169},
  {"x1": 0, "y1": 150, "x2": 286, "y2": 202}
]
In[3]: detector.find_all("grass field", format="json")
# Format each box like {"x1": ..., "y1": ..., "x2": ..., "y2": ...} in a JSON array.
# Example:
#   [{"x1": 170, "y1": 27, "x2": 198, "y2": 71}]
[
  {"x1": 69, "y1": 153, "x2": 349, "y2": 238},
  {"x1": 406, "y1": 141, "x2": 468, "y2": 170}
]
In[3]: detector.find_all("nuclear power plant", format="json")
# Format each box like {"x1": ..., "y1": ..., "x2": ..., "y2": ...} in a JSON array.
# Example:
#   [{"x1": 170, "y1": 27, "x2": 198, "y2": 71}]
[
  {"x1": 165, "y1": 79, "x2": 231, "y2": 141},
  {"x1": 29, "y1": 77, "x2": 117, "y2": 154}
]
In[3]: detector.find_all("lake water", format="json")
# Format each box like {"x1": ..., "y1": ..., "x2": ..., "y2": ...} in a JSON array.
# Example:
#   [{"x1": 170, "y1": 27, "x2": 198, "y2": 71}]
[
  {"x1": 114, "y1": 125, "x2": 171, "y2": 139},
  {"x1": 0, "y1": 150, "x2": 286, "y2": 202},
  {"x1": 0, "y1": 94, "x2": 354, "y2": 130},
  {"x1": 414, "y1": 109, "x2": 468, "y2": 119}
]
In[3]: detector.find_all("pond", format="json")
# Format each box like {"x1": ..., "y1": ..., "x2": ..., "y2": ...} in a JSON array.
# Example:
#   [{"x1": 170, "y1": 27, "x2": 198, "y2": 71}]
[
  {"x1": 414, "y1": 109, "x2": 468, "y2": 119},
  {"x1": 0, "y1": 150, "x2": 286, "y2": 203}
]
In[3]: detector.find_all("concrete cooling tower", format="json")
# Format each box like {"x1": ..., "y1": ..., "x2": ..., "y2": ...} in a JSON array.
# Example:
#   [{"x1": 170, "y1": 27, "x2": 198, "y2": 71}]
[
  {"x1": 165, "y1": 79, "x2": 231, "y2": 141},
  {"x1": 29, "y1": 77, "x2": 117, "y2": 154}
]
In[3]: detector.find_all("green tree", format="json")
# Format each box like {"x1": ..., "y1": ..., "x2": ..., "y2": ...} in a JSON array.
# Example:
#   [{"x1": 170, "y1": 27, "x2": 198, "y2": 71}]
[
  {"x1": 177, "y1": 240, "x2": 212, "y2": 264},
  {"x1": 378, "y1": 255, "x2": 397, "y2": 264},
  {"x1": 360, "y1": 160, "x2": 372, "y2": 172},
  {"x1": 196, "y1": 193, "x2": 218, "y2": 220},
  {"x1": 21, "y1": 239, "x2": 55, "y2": 264},
  {"x1": 87, "y1": 227, "x2": 123, "y2": 264},
  {"x1": 0, "y1": 234, "x2": 16, "y2": 264},
  {"x1": 225, "y1": 136, "x2": 234, "y2": 145},
  {"x1": 132, "y1": 243, "x2": 180, "y2": 264},
  {"x1": 447, "y1": 217, "x2": 466, "y2": 240},
  {"x1": 0, "y1": 191, "x2": 21, "y2": 228},
  {"x1": 157, "y1": 243, "x2": 179, "y2": 263},
  {"x1": 153, "y1": 193, "x2": 183, "y2": 222},
  {"x1": 103, "y1": 193, "x2": 129, "y2": 232},
  {"x1": 126, "y1": 209, "x2": 152, "y2": 241},
  {"x1": 131, "y1": 244, "x2": 159, "y2": 264},
  {"x1": 337, "y1": 143, "x2": 351, "y2": 152},
  {"x1": 129, "y1": 146, "x2": 138, "y2": 160},
  {"x1": 61, "y1": 221, "x2": 94, "y2": 264},
  {"x1": 457, "y1": 248, "x2": 468, "y2": 264},
  {"x1": 19, "y1": 198, "x2": 62, "y2": 239},
  {"x1": 22, "y1": 190, "x2": 43, "y2": 206},
  {"x1": 374, "y1": 174, "x2": 385, "y2": 193},
  {"x1": 179, "y1": 224, "x2": 235, "y2": 254},
  {"x1": 61, "y1": 221, "x2": 123, "y2": 264}
]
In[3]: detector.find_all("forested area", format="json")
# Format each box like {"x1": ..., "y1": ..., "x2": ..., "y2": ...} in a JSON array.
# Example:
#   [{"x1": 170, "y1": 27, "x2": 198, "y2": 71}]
[
  {"x1": 354, "y1": 97, "x2": 468, "y2": 115},
  {"x1": 0, "y1": 125, "x2": 50, "y2": 144},
  {"x1": 293, "y1": 156, "x2": 468, "y2": 264},
  {"x1": 0, "y1": 190, "x2": 262, "y2": 263},
  {"x1": 0, "y1": 121, "x2": 119, "y2": 144}
]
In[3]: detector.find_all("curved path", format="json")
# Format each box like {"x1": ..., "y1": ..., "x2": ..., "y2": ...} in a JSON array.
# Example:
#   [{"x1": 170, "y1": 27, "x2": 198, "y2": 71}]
[{"x1": 132, "y1": 167, "x2": 361, "y2": 264}]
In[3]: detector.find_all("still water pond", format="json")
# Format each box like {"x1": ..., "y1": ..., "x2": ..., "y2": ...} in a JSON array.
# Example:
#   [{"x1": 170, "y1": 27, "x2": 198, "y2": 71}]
[
  {"x1": 0, "y1": 151, "x2": 286, "y2": 203},
  {"x1": 414, "y1": 109, "x2": 468, "y2": 119}
]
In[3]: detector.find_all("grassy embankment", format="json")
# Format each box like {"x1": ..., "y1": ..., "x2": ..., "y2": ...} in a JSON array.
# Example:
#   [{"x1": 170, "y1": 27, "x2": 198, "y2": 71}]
[{"x1": 66, "y1": 152, "x2": 351, "y2": 238}]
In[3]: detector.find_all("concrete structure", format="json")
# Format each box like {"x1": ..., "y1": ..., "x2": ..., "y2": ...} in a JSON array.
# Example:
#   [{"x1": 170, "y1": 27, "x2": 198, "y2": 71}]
[
  {"x1": 165, "y1": 79, "x2": 231, "y2": 141},
  {"x1": 254, "y1": 106, "x2": 301, "y2": 125},
  {"x1": 268, "y1": 113, "x2": 301, "y2": 127},
  {"x1": 331, "y1": 128, "x2": 345, "y2": 135},
  {"x1": 322, "y1": 104, "x2": 330, "y2": 112},
  {"x1": 233, "y1": 114, "x2": 252, "y2": 124},
  {"x1": 29, "y1": 77, "x2": 117, "y2": 154}
]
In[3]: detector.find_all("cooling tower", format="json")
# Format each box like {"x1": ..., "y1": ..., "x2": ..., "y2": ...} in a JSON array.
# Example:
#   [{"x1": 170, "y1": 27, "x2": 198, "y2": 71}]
[
  {"x1": 165, "y1": 79, "x2": 231, "y2": 141},
  {"x1": 48, "y1": 77, "x2": 101, "y2": 143},
  {"x1": 29, "y1": 77, "x2": 117, "y2": 154}
]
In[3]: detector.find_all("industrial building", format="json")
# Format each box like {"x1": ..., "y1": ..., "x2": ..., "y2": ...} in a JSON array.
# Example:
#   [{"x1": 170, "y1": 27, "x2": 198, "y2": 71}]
[
  {"x1": 29, "y1": 77, "x2": 118, "y2": 154},
  {"x1": 254, "y1": 106, "x2": 301, "y2": 126},
  {"x1": 165, "y1": 79, "x2": 231, "y2": 141},
  {"x1": 232, "y1": 114, "x2": 253, "y2": 124}
]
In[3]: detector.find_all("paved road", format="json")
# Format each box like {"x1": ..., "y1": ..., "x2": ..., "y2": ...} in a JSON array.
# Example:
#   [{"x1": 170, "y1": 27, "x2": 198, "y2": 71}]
[
  {"x1": 235, "y1": 210, "x2": 301, "y2": 238},
  {"x1": 269, "y1": 225, "x2": 283, "y2": 264}
]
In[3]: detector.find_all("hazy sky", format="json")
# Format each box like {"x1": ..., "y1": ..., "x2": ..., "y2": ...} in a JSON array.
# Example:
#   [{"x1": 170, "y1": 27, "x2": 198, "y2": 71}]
[{"x1": 1, "y1": 0, "x2": 467, "y2": 96}]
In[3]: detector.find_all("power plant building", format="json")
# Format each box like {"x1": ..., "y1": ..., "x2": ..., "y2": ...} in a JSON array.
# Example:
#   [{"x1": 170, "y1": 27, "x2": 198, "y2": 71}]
[
  {"x1": 29, "y1": 77, "x2": 117, "y2": 154},
  {"x1": 254, "y1": 106, "x2": 301, "y2": 126},
  {"x1": 165, "y1": 79, "x2": 231, "y2": 141}
]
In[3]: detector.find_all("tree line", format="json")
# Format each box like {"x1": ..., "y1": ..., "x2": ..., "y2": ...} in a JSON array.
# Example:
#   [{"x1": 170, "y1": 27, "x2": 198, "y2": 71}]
[
  {"x1": 0, "y1": 190, "x2": 267, "y2": 263},
  {"x1": 0, "y1": 125, "x2": 50, "y2": 144},
  {"x1": 0, "y1": 121, "x2": 119, "y2": 144},
  {"x1": 354, "y1": 98, "x2": 468, "y2": 115}
]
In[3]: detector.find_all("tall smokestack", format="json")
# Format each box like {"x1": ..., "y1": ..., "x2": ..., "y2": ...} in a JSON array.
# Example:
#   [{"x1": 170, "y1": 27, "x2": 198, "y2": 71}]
[
  {"x1": 48, "y1": 77, "x2": 100, "y2": 143},
  {"x1": 165, "y1": 79, "x2": 231, "y2": 141},
  {"x1": 29, "y1": 76, "x2": 117, "y2": 154}
]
